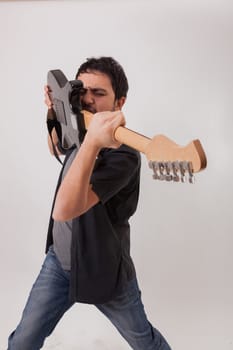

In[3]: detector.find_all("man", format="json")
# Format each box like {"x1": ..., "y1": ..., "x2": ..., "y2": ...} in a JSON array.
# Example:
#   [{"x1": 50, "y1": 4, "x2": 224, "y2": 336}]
[{"x1": 8, "y1": 57, "x2": 172, "y2": 349}]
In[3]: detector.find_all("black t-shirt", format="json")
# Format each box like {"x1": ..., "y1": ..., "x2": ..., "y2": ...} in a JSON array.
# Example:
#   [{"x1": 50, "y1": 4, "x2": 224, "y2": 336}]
[{"x1": 46, "y1": 144, "x2": 141, "y2": 304}]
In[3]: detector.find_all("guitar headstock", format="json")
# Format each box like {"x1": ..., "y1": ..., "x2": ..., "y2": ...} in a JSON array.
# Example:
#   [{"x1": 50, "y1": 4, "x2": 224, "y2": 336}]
[
  {"x1": 82, "y1": 112, "x2": 207, "y2": 184},
  {"x1": 145, "y1": 135, "x2": 207, "y2": 183}
]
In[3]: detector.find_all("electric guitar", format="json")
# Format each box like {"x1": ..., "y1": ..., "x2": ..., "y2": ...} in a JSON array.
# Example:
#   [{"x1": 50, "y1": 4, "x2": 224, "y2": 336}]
[{"x1": 47, "y1": 69, "x2": 207, "y2": 183}]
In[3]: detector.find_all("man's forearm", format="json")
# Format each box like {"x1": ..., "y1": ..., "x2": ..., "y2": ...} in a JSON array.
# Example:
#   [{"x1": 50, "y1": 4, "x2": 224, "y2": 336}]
[{"x1": 52, "y1": 138, "x2": 100, "y2": 221}]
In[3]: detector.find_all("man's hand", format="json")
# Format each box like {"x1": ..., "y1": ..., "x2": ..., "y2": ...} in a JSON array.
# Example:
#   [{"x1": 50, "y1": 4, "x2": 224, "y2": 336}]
[
  {"x1": 44, "y1": 85, "x2": 63, "y2": 155},
  {"x1": 85, "y1": 111, "x2": 125, "y2": 149},
  {"x1": 44, "y1": 85, "x2": 53, "y2": 109}
]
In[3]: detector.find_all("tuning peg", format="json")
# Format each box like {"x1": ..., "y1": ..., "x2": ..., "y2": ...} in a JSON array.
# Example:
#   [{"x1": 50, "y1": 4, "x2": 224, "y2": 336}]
[
  {"x1": 179, "y1": 161, "x2": 188, "y2": 183},
  {"x1": 187, "y1": 162, "x2": 195, "y2": 184},
  {"x1": 172, "y1": 161, "x2": 180, "y2": 182},
  {"x1": 179, "y1": 161, "x2": 195, "y2": 184},
  {"x1": 164, "y1": 161, "x2": 173, "y2": 181},
  {"x1": 149, "y1": 161, "x2": 160, "y2": 180},
  {"x1": 149, "y1": 160, "x2": 195, "y2": 184},
  {"x1": 158, "y1": 162, "x2": 166, "y2": 181}
]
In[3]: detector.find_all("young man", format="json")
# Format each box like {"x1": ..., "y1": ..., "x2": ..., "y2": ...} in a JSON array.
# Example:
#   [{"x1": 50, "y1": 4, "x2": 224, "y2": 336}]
[{"x1": 8, "y1": 57, "x2": 172, "y2": 350}]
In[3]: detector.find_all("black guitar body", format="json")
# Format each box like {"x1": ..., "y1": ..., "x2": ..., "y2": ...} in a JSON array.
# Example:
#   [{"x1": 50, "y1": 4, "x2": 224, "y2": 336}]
[{"x1": 47, "y1": 69, "x2": 86, "y2": 151}]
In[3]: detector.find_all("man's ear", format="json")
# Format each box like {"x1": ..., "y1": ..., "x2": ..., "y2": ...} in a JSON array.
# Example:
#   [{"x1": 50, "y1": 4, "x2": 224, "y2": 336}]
[{"x1": 115, "y1": 96, "x2": 126, "y2": 110}]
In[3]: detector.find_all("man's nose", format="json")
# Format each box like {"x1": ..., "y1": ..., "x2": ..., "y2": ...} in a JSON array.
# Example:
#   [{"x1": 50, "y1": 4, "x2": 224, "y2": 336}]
[{"x1": 82, "y1": 90, "x2": 94, "y2": 105}]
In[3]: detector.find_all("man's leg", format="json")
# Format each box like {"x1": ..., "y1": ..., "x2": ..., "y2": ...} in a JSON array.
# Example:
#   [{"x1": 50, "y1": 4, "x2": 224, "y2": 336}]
[
  {"x1": 95, "y1": 277, "x2": 172, "y2": 350},
  {"x1": 8, "y1": 247, "x2": 73, "y2": 350}
]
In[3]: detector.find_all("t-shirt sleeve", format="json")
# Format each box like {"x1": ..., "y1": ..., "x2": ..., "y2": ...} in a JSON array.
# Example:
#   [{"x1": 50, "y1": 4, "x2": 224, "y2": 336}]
[{"x1": 90, "y1": 145, "x2": 140, "y2": 204}]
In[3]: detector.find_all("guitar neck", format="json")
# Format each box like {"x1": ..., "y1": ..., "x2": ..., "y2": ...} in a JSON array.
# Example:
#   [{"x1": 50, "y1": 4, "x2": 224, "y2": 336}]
[
  {"x1": 82, "y1": 110, "x2": 151, "y2": 154},
  {"x1": 82, "y1": 110, "x2": 207, "y2": 173}
]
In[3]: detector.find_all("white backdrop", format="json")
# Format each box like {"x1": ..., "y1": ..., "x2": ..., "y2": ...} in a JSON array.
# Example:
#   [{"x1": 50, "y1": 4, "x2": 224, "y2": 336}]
[{"x1": 0, "y1": 0, "x2": 232, "y2": 349}]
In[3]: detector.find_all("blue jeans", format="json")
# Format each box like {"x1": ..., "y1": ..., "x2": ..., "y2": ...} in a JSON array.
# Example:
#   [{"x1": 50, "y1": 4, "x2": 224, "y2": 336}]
[{"x1": 8, "y1": 247, "x2": 172, "y2": 350}]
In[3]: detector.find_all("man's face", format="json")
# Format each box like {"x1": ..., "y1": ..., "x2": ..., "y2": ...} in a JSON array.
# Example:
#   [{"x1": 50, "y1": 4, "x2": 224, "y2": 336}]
[{"x1": 77, "y1": 70, "x2": 125, "y2": 114}]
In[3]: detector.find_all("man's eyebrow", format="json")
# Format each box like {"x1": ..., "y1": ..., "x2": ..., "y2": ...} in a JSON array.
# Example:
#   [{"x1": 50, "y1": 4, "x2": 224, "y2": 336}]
[
  {"x1": 90, "y1": 88, "x2": 107, "y2": 93},
  {"x1": 82, "y1": 86, "x2": 106, "y2": 91},
  {"x1": 80, "y1": 87, "x2": 107, "y2": 94}
]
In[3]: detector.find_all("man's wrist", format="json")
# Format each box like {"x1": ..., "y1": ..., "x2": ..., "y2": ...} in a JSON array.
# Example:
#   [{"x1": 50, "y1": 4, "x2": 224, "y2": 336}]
[{"x1": 82, "y1": 135, "x2": 101, "y2": 154}]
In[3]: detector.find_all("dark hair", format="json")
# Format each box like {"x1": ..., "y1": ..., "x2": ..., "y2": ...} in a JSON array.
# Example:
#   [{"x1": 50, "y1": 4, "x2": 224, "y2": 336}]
[{"x1": 76, "y1": 56, "x2": 129, "y2": 100}]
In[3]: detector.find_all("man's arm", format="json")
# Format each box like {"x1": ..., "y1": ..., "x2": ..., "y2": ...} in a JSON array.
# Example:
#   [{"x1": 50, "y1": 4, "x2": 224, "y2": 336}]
[
  {"x1": 47, "y1": 127, "x2": 63, "y2": 156},
  {"x1": 44, "y1": 86, "x2": 64, "y2": 156},
  {"x1": 52, "y1": 111, "x2": 125, "y2": 222}
]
